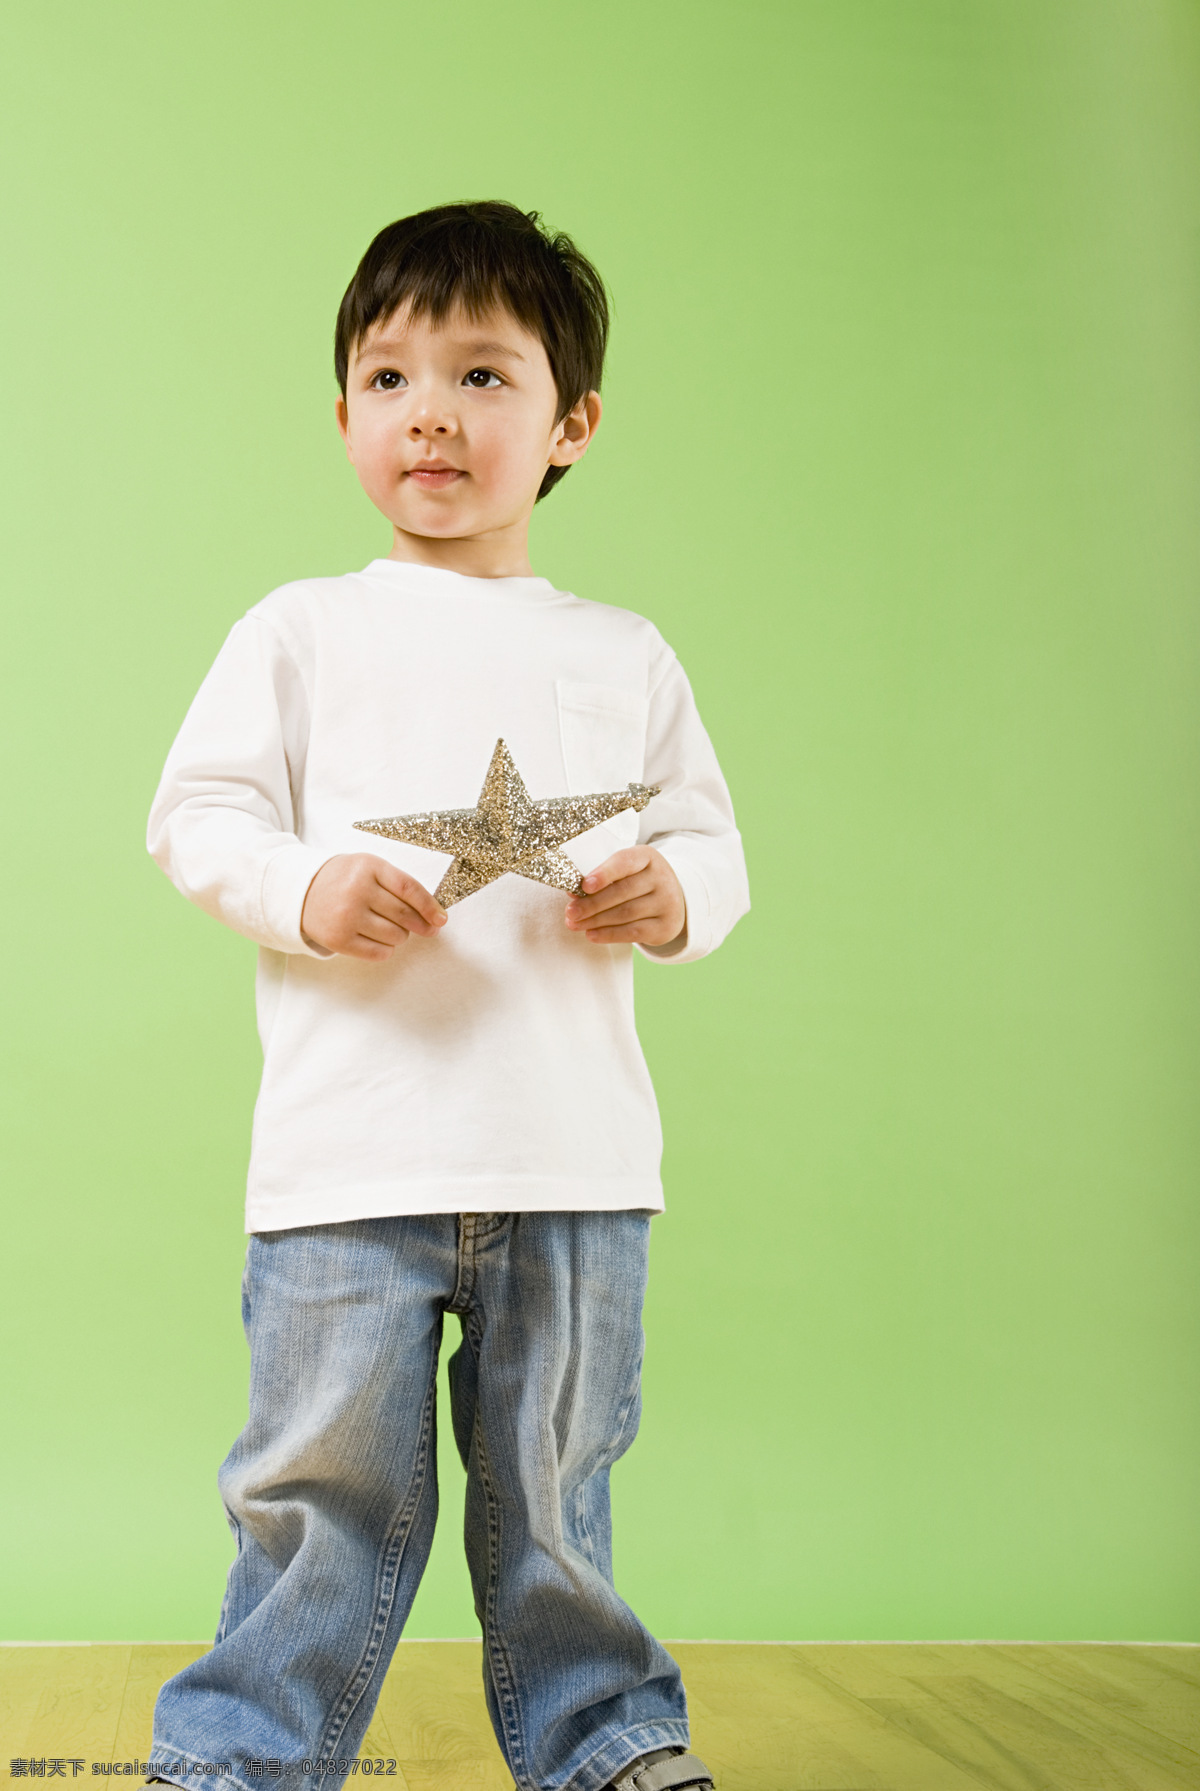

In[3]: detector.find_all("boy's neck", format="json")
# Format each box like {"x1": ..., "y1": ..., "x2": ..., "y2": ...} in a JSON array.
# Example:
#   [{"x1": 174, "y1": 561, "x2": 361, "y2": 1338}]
[{"x1": 387, "y1": 520, "x2": 535, "y2": 581}]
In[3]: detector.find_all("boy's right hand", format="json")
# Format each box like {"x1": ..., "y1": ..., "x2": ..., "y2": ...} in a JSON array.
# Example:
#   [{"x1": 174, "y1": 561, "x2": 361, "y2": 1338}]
[{"x1": 300, "y1": 854, "x2": 446, "y2": 960}]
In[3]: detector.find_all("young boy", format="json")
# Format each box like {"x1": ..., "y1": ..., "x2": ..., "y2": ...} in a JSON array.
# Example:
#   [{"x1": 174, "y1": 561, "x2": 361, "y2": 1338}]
[{"x1": 146, "y1": 201, "x2": 749, "y2": 1791}]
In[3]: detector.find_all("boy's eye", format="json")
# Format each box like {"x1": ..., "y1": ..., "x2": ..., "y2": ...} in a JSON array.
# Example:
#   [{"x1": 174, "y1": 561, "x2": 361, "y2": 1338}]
[
  {"x1": 463, "y1": 367, "x2": 502, "y2": 389},
  {"x1": 370, "y1": 369, "x2": 406, "y2": 390}
]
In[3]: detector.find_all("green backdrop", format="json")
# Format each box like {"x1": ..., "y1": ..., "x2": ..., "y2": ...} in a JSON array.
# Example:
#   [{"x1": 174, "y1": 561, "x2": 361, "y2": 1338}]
[{"x1": 1, "y1": 0, "x2": 1197, "y2": 1644}]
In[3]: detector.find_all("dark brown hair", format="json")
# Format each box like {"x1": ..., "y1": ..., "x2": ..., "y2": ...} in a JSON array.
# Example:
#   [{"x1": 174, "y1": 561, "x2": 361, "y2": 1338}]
[{"x1": 335, "y1": 201, "x2": 609, "y2": 501}]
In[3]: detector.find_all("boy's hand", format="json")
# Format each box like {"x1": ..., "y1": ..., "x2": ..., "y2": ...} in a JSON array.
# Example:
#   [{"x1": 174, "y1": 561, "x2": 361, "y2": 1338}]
[
  {"x1": 301, "y1": 854, "x2": 446, "y2": 960},
  {"x1": 564, "y1": 847, "x2": 686, "y2": 950}
]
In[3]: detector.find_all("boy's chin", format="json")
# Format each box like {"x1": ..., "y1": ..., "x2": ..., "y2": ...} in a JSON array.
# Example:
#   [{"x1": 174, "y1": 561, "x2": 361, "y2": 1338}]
[
  {"x1": 391, "y1": 505, "x2": 524, "y2": 543},
  {"x1": 393, "y1": 522, "x2": 488, "y2": 548},
  {"x1": 390, "y1": 506, "x2": 474, "y2": 537}
]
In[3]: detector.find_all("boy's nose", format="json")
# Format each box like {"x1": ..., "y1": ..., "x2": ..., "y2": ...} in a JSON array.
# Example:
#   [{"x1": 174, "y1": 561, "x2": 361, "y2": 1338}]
[{"x1": 407, "y1": 403, "x2": 458, "y2": 438}]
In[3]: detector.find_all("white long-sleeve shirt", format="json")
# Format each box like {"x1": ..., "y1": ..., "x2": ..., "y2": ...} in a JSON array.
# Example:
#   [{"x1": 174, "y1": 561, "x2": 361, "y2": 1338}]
[{"x1": 148, "y1": 558, "x2": 749, "y2": 1231}]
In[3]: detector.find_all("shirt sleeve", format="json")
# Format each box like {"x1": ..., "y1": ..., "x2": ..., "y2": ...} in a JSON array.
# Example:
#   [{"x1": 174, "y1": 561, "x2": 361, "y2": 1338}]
[
  {"x1": 146, "y1": 611, "x2": 334, "y2": 956},
  {"x1": 635, "y1": 648, "x2": 750, "y2": 965}
]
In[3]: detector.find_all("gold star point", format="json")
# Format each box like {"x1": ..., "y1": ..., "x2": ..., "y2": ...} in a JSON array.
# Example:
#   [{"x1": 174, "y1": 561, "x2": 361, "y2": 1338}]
[{"x1": 354, "y1": 738, "x2": 660, "y2": 907}]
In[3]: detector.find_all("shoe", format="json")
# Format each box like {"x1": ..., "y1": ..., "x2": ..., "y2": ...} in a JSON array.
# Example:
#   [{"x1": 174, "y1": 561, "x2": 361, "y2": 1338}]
[{"x1": 607, "y1": 1748, "x2": 714, "y2": 1791}]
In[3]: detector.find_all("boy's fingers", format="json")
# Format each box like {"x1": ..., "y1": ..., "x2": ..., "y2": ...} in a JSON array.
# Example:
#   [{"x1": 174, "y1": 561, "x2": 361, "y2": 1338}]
[
  {"x1": 358, "y1": 912, "x2": 412, "y2": 948},
  {"x1": 577, "y1": 896, "x2": 658, "y2": 932},
  {"x1": 368, "y1": 885, "x2": 414, "y2": 921},
  {"x1": 567, "y1": 870, "x2": 654, "y2": 921},
  {"x1": 343, "y1": 935, "x2": 395, "y2": 962},
  {"x1": 579, "y1": 849, "x2": 650, "y2": 896},
  {"x1": 583, "y1": 923, "x2": 660, "y2": 945},
  {"x1": 372, "y1": 861, "x2": 446, "y2": 929},
  {"x1": 368, "y1": 891, "x2": 439, "y2": 938}
]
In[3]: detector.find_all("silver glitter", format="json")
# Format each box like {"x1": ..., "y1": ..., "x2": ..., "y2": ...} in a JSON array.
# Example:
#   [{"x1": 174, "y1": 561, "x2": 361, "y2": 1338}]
[{"x1": 354, "y1": 738, "x2": 661, "y2": 907}]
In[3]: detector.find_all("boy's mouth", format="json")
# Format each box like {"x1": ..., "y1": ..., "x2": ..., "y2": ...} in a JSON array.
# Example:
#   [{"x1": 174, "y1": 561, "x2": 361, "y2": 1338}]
[{"x1": 407, "y1": 461, "x2": 465, "y2": 489}]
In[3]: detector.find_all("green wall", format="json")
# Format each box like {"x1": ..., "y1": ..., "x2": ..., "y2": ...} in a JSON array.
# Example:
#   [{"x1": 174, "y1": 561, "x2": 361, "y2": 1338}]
[{"x1": 2, "y1": 0, "x2": 1198, "y2": 1643}]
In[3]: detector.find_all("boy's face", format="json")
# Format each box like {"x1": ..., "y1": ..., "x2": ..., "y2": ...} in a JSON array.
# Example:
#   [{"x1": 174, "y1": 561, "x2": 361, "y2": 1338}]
[{"x1": 336, "y1": 302, "x2": 599, "y2": 563}]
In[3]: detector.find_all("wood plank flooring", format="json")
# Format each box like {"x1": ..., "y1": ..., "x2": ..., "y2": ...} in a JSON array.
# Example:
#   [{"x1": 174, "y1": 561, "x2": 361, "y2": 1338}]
[{"x1": 2, "y1": 1640, "x2": 1198, "y2": 1790}]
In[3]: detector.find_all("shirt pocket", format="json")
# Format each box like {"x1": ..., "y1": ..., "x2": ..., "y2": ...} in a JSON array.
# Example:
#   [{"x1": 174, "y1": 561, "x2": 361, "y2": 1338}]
[{"x1": 556, "y1": 680, "x2": 650, "y2": 862}]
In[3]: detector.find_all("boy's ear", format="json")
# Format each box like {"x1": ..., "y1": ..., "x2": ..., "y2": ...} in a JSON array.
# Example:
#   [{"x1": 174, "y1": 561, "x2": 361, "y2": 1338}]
[
  {"x1": 335, "y1": 394, "x2": 354, "y2": 461},
  {"x1": 548, "y1": 391, "x2": 602, "y2": 468}
]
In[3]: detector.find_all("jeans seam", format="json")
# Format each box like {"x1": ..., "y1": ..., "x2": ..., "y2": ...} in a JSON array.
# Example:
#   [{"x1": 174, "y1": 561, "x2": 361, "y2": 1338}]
[
  {"x1": 561, "y1": 1720, "x2": 693, "y2": 1791},
  {"x1": 468, "y1": 1314, "x2": 530, "y2": 1788},
  {"x1": 213, "y1": 1513, "x2": 242, "y2": 1646},
  {"x1": 608, "y1": 1373, "x2": 642, "y2": 1462},
  {"x1": 448, "y1": 1213, "x2": 477, "y2": 1312},
  {"x1": 472, "y1": 1211, "x2": 508, "y2": 1240},
  {"x1": 575, "y1": 1343, "x2": 642, "y2": 1571},
  {"x1": 317, "y1": 1364, "x2": 438, "y2": 1757},
  {"x1": 574, "y1": 1479, "x2": 596, "y2": 1569}
]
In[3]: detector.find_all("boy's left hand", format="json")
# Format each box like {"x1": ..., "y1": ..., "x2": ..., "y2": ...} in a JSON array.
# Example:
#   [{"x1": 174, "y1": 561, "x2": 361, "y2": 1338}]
[{"x1": 564, "y1": 847, "x2": 686, "y2": 950}]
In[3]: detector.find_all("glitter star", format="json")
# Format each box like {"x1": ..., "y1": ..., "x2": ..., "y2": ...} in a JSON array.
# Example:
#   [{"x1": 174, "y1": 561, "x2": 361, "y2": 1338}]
[{"x1": 354, "y1": 738, "x2": 661, "y2": 907}]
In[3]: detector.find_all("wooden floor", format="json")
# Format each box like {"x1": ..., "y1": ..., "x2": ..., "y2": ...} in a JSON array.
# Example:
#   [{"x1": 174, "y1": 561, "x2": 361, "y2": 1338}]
[{"x1": 2, "y1": 1639, "x2": 1199, "y2": 1790}]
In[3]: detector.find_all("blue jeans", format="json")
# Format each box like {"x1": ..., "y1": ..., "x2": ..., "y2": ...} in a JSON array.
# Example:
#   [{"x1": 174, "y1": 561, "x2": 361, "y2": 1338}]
[{"x1": 151, "y1": 1213, "x2": 688, "y2": 1791}]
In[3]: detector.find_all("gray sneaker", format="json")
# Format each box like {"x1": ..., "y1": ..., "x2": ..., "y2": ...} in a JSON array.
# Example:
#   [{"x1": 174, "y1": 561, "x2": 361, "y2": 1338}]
[{"x1": 606, "y1": 1748, "x2": 714, "y2": 1791}]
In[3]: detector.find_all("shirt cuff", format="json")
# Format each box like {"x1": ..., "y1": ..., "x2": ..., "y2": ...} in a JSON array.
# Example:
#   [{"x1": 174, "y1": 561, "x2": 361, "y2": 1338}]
[
  {"x1": 636, "y1": 850, "x2": 713, "y2": 965},
  {"x1": 259, "y1": 844, "x2": 337, "y2": 956}
]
